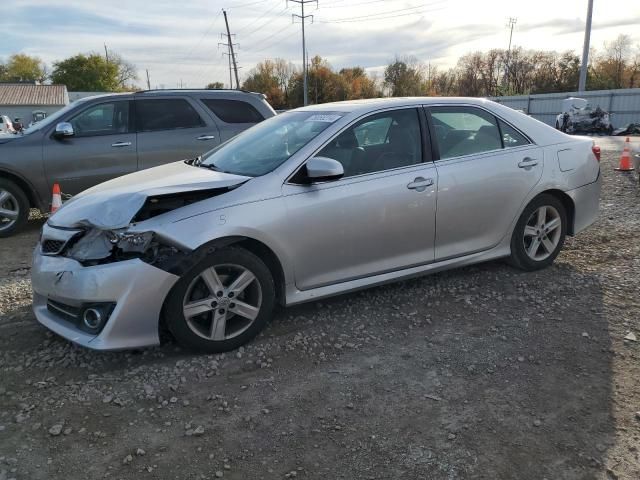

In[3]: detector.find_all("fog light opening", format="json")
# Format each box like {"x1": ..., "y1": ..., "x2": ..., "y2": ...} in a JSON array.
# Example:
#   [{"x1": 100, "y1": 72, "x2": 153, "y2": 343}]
[{"x1": 83, "y1": 308, "x2": 103, "y2": 330}]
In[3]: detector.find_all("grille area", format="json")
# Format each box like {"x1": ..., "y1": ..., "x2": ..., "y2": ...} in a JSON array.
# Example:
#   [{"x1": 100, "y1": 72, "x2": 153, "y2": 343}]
[
  {"x1": 47, "y1": 299, "x2": 81, "y2": 324},
  {"x1": 42, "y1": 239, "x2": 66, "y2": 254}
]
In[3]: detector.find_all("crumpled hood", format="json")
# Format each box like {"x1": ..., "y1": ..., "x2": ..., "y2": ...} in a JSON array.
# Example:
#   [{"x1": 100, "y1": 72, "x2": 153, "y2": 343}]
[{"x1": 49, "y1": 161, "x2": 250, "y2": 229}]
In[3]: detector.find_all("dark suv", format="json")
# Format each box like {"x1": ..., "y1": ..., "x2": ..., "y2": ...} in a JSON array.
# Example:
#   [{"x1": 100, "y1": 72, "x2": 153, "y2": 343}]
[{"x1": 0, "y1": 89, "x2": 275, "y2": 236}]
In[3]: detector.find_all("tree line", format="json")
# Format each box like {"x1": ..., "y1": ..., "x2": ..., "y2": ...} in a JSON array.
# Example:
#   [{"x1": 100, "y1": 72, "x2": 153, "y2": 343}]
[
  {"x1": 0, "y1": 51, "x2": 137, "y2": 91},
  {"x1": 1, "y1": 34, "x2": 638, "y2": 106},
  {"x1": 243, "y1": 34, "x2": 640, "y2": 109}
]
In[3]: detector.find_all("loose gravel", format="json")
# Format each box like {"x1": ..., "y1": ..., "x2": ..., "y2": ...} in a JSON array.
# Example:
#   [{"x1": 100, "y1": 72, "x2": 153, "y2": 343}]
[{"x1": 0, "y1": 151, "x2": 639, "y2": 479}]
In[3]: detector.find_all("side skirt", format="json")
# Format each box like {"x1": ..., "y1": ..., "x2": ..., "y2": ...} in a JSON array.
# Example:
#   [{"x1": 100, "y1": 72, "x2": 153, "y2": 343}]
[{"x1": 284, "y1": 243, "x2": 512, "y2": 306}]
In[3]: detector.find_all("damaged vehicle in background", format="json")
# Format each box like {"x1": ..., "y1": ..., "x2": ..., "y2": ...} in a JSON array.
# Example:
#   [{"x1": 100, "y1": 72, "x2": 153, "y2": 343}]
[
  {"x1": 555, "y1": 97, "x2": 613, "y2": 135},
  {"x1": 32, "y1": 98, "x2": 602, "y2": 352},
  {"x1": 0, "y1": 89, "x2": 275, "y2": 237}
]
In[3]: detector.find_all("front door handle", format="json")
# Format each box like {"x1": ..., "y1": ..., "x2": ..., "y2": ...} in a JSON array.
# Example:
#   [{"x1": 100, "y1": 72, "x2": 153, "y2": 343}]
[
  {"x1": 196, "y1": 135, "x2": 216, "y2": 141},
  {"x1": 111, "y1": 141, "x2": 132, "y2": 148},
  {"x1": 518, "y1": 157, "x2": 539, "y2": 168},
  {"x1": 407, "y1": 177, "x2": 434, "y2": 192}
]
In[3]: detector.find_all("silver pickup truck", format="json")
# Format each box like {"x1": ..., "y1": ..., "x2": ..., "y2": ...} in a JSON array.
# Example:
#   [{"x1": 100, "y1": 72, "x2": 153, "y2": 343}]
[{"x1": 0, "y1": 89, "x2": 275, "y2": 237}]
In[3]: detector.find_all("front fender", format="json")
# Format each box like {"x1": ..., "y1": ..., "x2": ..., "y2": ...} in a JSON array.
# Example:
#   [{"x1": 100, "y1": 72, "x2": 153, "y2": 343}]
[{"x1": 148, "y1": 195, "x2": 295, "y2": 286}]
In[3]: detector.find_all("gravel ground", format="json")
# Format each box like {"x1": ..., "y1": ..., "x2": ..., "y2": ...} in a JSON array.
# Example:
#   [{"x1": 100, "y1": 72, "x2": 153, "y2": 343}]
[{"x1": 0, "y1": 151, "x2": 639, "y2": 480}]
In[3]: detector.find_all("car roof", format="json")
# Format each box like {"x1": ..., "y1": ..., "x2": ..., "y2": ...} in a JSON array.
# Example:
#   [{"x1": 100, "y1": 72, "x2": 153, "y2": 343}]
[
  {"x1": 296, "y1": 97, "x2": 497, "y2": 114},
  {"x1": 72, "y1": 89, "x2": 267, "y2": 103}
]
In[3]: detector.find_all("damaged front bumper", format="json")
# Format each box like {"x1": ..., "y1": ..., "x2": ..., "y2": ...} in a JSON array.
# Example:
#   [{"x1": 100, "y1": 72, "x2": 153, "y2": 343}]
[{"x1": 31, "y1": 246, "x2": 179, "y2": 350}]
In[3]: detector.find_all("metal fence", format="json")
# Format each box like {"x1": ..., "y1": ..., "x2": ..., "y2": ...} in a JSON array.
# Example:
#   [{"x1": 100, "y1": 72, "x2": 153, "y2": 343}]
[{"x1": 490, "y1": 88, "x2": 640, "y2": 128}]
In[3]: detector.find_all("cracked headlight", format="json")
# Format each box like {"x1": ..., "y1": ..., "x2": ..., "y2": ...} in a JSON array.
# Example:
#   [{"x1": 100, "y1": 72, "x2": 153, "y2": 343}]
[{"x1": 108, "y1": 231, "x2": 154, "y2": 253}]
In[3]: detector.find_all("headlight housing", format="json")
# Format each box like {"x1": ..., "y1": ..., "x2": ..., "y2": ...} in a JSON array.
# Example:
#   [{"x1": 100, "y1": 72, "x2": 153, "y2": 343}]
[
  {"x1": 107, "y1": 230, "x2": 154, "y2": 253},
  {"x1": 66, "y1": 228, "x2": 155, "y2": 263}
]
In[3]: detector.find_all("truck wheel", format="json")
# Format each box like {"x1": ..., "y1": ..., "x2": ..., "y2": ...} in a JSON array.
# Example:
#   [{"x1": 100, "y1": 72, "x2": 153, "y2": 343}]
[{"x1": 0, "y1": 179, "x2": 29, "y2": 238}]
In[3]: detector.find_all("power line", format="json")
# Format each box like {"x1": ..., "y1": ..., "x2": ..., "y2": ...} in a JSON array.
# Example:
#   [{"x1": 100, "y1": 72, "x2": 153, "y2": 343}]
[
  {"x1": 288, "y1": 0, "x2": 317, "y2": 106},
  {"x1": 317, "y1": 4, "x2": 433, "y2": 23},
  {"x1": 236, "y1": 1, "x2": 285, "y2": 34},
  {"x1": 248, "y1": 23, "x2": 297, "y2": 54}
]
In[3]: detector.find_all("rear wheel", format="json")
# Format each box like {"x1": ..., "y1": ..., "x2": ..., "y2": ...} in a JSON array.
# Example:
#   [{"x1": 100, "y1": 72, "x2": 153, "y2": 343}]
[
  {"x1": 509, "y1": 194, "x2": 567, "y2": 271},
  {"x1": 0, "y1": 179, "x2": 29, "y2": 238},
  {"x1": 164, "y1": 247, "x2": 276, "y2": 352}
]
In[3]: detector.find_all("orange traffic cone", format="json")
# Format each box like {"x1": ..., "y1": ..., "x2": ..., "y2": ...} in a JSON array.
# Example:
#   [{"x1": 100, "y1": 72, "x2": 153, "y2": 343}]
[
  {"x1": 51, "y1": 183, "x2": 63, "y2": 213},
  {"x1": 615, "y1": 137, "x2": 634, "y2": 171}
]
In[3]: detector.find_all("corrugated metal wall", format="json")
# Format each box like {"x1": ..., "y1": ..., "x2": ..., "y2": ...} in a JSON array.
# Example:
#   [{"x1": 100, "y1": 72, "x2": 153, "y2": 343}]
[{"x1": 490, "y1": 88, "x2": 640, "y2": 128}]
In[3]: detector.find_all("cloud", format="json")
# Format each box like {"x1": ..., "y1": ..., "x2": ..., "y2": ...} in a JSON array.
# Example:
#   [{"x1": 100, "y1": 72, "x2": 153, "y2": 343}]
[{"x1": 2, "y1": 0, "x2": 638, "y2": 88}]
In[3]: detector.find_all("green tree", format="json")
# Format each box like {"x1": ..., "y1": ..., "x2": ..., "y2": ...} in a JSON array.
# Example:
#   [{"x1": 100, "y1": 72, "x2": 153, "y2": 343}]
[
  {"x1": 0, "y1": 53, "x2": 47, "y2": 82},
  {"x1": 206, "y1": 81, "x2": 225, "y2": 89},
  {"x1": 108, "y1": 52, "x2": 138, "y2": 89},
  {"x1": 50, "y1": 54, "x2": 119, "y2": 91},
  {"x1": 242, "y1": 60, "x2": 285, "y2": 109},
  {"x1": 384, "y1": 57, "x2": 423, "y2": 97}
]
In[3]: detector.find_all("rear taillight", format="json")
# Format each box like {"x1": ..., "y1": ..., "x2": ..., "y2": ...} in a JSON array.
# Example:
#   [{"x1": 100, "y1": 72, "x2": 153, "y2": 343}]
[{"x1": 592, "y1": 145, "x2": 601, "y2": 162}]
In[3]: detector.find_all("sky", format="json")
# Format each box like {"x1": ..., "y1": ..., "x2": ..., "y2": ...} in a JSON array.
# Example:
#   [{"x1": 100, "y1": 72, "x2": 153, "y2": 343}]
[{"x1": 2, "y1": 0, "x2": 639, "y2": 89}]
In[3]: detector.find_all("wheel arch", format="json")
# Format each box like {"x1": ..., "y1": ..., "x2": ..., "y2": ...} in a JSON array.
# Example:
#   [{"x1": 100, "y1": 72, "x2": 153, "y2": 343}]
[
  {"x1": 157, "y1": 234, "x2": 287, "y2": 343},
  {"x1": 0, "y1": 168, "x2": 41, "y2": 210},
  {"x1": 534, "y1": 189, "x2": 576, "y2": 236},
  {"x1": 162, "y1": 235, "x2": 287, "y2": 305}
]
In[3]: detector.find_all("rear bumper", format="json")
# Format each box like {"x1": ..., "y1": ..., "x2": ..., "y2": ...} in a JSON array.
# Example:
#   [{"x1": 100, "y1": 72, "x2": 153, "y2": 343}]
[
  {"x1": 566, "y1": 170, "x2": 602, "y2": 235},
  {"x1": 31, "y1": 248, "x2": 179, "y2": 350}
]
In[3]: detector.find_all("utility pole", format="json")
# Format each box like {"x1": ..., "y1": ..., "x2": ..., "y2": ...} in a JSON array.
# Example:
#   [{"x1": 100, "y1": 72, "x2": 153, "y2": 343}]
[
  {"x1": 504, "y1": 17, "x2": 517, "y2": 89},
  {"x1": 146, "y1": 69, "x2": 151, "y2": 90},
  {"x1": 104, "y1": 44, "x2": 109, "y2": 63},
  {"x1": 289, "y1": 0, "x2": 317, "y2": 106},
  {"x1": 578, "y1": 0, "x2": 594, "y2": 92},
  {"x1": 222, "y1": 10, "x2": 240, "y2": 89},
  {"x1": 219, "y1": 39, "x2": 236, "y2": 89}
]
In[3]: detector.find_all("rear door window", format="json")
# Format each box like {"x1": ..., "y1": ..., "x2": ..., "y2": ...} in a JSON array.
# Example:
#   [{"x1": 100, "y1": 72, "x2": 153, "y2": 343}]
[
  {"x1": 136, "y1": 99, "x2": 205, "y2": 132},
  {"x1": 201, "y1": 99, "x2": 264, "y2": 123},
  {"x1": 429, "y1": 106, "x2": 502, "y2": 159}
]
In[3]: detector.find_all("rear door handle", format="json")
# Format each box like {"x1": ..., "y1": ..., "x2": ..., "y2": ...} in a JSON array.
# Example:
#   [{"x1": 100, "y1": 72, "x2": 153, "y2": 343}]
[
  {"x1": 407, "y1": 177, "x2": 434, "y2": 192},
  {"x1": 518, "y1": 157, "x2": 538, "y2": 168},
  {"x1": 196, "y1": 135, "x2": 216, "y2": 141},
  {"x1": 111, "y1": 141, "x2": 132, "y2": 148}
]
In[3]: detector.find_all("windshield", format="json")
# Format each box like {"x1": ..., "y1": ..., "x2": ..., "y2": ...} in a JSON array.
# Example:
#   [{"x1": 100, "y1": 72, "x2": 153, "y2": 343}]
[{"x1": 200, "y1": 111, "x2": 343, "y2": 176}]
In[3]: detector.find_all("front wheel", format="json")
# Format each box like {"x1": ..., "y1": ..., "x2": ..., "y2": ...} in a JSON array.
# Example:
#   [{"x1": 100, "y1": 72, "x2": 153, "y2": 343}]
[
  {"x1": 0, "y1": 179, "x2": 29, "y2": 238},
  {"x1": 164, "y1": 246, "x2": 276, "y2": 353},
  {"x1": 509, "y1": 194, "x2": 567, "y2": 271}
]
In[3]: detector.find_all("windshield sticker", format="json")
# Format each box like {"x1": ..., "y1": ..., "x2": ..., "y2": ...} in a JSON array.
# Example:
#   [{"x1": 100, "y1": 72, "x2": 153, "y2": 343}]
[{"x1": 305, "y1": 114, "x2": 343, "y2": 123}]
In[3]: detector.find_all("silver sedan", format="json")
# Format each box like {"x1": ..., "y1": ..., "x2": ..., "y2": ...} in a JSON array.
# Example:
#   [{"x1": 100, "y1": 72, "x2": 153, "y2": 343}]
[{"x1": 31, "y1": 98, "x2": 601, "y2": 352}]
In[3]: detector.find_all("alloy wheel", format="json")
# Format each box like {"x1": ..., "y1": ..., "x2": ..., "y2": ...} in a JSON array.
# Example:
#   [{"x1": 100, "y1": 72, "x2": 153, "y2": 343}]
[
  {"x1": 0, "y1": 189, "x2": 19, "y2": 232},
  {"x1": 523, "y1": 205, "x2": 562, "y2": 261},
  {"x1": 182, "y1": 264, "x2": 263, "y2": 341}
]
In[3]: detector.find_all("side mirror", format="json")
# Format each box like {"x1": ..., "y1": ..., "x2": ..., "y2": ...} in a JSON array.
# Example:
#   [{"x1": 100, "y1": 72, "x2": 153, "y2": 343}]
[
  {"x1": 54, "y1": 122, "x2": 74, "y2": 138},
  {"x1": 306, "y1": 157, "x2": 344, "y2": 182}
]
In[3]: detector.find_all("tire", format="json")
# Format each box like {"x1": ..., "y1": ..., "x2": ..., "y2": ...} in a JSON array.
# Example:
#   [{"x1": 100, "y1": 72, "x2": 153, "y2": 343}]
[
  {"x1": 0, "y1": 179, "x2": 29, "y2": 238},
  {"x1": 509, "y1": 194, "x2": 567, "y2": 272},
  {"x1": 164, "y1": 246, "x2": 276, "y2": 353}
]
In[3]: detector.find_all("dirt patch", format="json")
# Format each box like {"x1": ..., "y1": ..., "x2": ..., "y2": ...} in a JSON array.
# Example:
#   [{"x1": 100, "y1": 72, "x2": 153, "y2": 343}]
[{"x1": 0, "y1": 153, "x2": 639, "y2": 479}]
